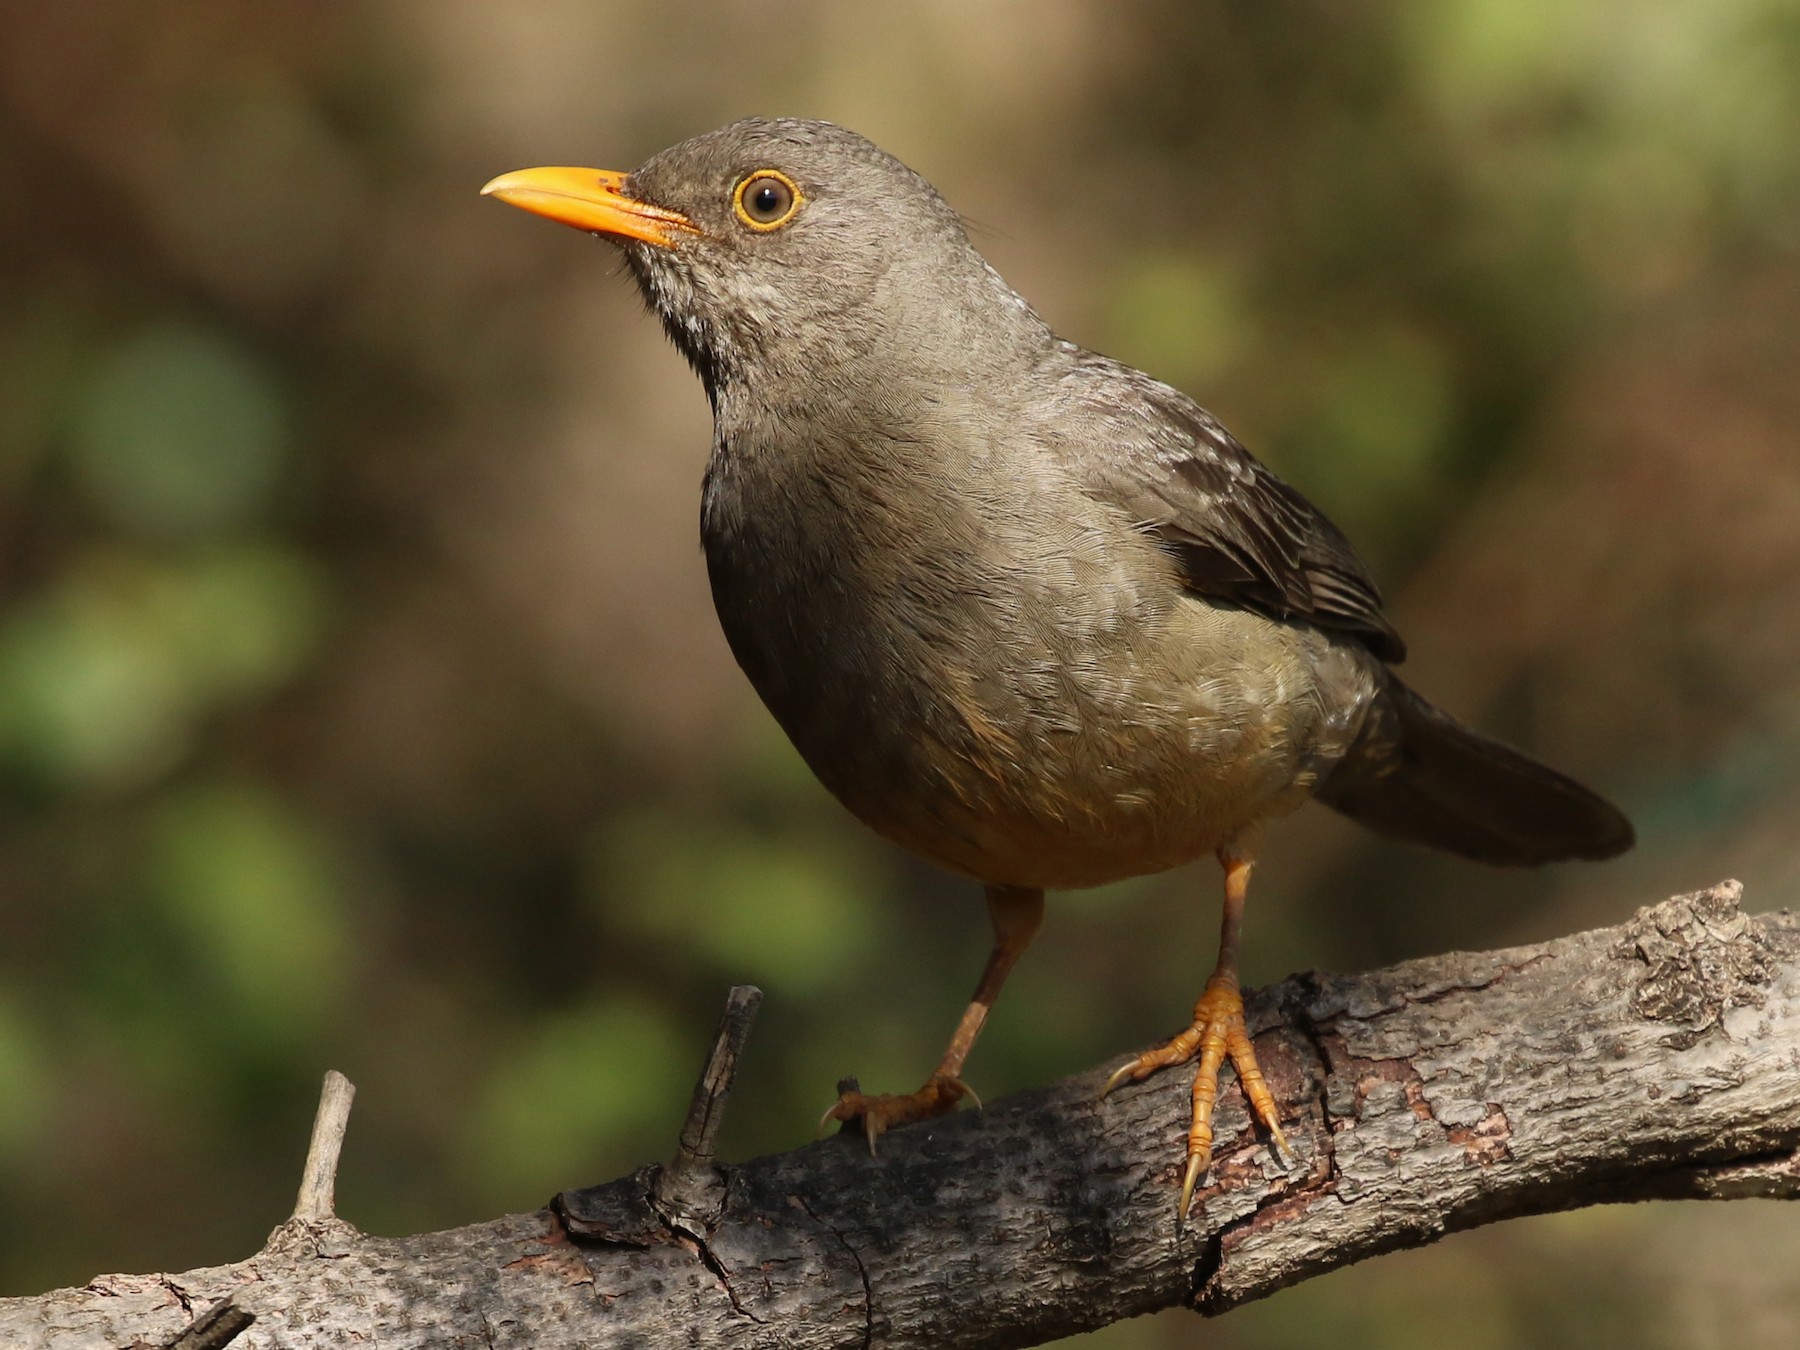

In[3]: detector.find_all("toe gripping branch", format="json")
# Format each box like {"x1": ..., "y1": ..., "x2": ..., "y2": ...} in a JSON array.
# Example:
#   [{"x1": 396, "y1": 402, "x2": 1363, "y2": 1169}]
[
  {"x1": 816, "y1": 885, "x2": 1040, "y2": 1156},
  {"x1": 1099, "y1": 853, "x2": 1296, "y2": 1221},
  {"x1": 818, "y1": 1074, "x2": 982, "y2": 1155},
  {"x1": 1100, "y1": 973, "x2": 1295, "y2": 1221}
]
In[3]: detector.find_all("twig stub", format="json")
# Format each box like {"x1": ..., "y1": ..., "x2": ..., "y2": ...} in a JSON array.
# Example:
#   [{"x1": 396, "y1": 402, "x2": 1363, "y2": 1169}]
[
  {"x1": 653, "y1": 985, "x2": 763, "y2": 1223},
  {"x1": 292, "y1": 1070, "x2": 357, "y2": 1223}
]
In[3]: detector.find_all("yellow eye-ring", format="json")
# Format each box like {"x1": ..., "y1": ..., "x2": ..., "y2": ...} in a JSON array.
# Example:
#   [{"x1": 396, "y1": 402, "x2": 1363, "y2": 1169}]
[{"x1": 733, "y1": 170, "x2": 802, "y2": 231}]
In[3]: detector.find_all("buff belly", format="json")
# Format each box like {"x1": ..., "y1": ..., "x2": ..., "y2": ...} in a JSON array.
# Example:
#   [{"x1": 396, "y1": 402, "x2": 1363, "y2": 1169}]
[{"x1": 803, "y1": 601, "x2": 1378, "y2": 892}]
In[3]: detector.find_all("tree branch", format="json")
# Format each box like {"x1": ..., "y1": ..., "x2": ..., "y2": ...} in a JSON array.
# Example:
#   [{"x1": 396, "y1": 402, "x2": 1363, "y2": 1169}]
[{"x1": 5, "y1": 881, "x2": 1795, "y2": 1349}]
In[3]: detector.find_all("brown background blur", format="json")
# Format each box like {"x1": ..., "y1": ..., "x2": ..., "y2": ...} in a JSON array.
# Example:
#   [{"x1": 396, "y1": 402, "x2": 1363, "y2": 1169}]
[{"x1": 3, "y1": 1, "x2": 1799, "y2": 1345}]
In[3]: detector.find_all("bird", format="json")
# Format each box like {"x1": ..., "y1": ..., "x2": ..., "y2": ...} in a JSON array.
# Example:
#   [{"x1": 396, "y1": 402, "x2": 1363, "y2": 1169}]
[{"x1": 481, "y1": 118, "x2": 1633, "y2": 1219}]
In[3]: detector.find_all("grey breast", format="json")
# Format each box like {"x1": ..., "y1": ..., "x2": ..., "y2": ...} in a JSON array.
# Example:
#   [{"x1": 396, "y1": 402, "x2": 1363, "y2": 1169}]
[{"x1": 700, "y1": 383, "x2": 1376, "y2": 890}]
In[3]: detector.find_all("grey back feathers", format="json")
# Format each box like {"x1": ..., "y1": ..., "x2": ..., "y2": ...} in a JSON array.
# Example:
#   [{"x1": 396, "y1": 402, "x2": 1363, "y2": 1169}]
[{"x1": 612, "y1": 117, "x2": 1632, "y2": 876}]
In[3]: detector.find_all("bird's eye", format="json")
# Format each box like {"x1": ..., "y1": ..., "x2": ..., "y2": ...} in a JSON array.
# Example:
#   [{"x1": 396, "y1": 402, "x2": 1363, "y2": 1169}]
[{"x1": 734, "y1": 171, "x2": 801, "y2": 231}]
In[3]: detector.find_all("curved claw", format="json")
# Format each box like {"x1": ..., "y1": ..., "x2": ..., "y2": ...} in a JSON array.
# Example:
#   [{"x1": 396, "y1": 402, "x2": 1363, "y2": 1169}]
[
  {"x1": 1267, "y1": 1119, "x2": 1296, "y2": 1169},
  {"x1": 1178, "y1": 1151, "x2": 1208, "y2": 1223},
  {"x1": 1099, "y1": 1058, "x2": 1141, "y2": 1100},
  {"x1": 1179, "y1": 1120, "x2": 1296, "y2": 1221}
]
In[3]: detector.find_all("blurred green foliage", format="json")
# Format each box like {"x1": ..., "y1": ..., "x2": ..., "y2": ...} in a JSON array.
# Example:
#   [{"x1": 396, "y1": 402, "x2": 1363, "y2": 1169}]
[
  {"x1": 592, "y1": 810, "x2": 894, "y2": 992},
  {"x1": 465, "y1": 994, "x2": 688, "y2": 1207},
  {"x1": 146, "y1": 782, "x2": 348, "y2": 1042},
  {"x1": 70, "y1": 325, "x2": 288, "y2": 537},
  {"x1": 0, "y1": 546, "x2": 320, "y2": 788},
  {"x1": 2, "y1": 1, "x2": 1799, "y2": 1346}
]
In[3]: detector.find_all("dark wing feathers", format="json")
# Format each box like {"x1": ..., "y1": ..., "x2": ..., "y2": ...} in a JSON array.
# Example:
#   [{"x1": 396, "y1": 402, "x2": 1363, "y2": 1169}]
[{"x1": 1069, "y1": 360, "x2": 1407, "y2": 663}]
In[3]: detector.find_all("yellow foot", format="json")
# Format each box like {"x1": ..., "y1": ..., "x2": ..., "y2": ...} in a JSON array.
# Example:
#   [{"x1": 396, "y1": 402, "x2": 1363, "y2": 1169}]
[
  {"x1": 817, "y1": 1074, "x2": 980, "y2": 1155},
  {"x1": 1101, "y1": 975, "x2": 1292, "y2": 1219}
]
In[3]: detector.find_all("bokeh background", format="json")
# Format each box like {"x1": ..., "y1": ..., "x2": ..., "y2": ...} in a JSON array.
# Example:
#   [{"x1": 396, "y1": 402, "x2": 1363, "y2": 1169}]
[{"x1": 3, "y1": 0, "x2": 1799, "y2": 1344}]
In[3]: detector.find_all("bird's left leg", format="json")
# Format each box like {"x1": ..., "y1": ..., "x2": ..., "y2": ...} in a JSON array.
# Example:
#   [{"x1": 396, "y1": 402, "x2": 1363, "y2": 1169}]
[
  {"x1": 821, "y1": 883, "x2": 1044, "y2": 1153},
  {"x1": 1101, "y1": 849, "x2": 1291, "y2": 1218}
]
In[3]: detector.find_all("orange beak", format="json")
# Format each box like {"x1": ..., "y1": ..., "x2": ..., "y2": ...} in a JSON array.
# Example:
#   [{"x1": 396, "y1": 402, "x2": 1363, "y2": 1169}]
[{"x1": 479, "y1": 167, "x2": 699, "y2": 247}]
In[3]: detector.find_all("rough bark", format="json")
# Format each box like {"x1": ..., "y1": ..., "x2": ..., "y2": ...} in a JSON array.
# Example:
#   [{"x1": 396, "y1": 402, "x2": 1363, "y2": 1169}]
[{"x1": 5, "y1": 880, "x2": 1796, "y2": 1350}]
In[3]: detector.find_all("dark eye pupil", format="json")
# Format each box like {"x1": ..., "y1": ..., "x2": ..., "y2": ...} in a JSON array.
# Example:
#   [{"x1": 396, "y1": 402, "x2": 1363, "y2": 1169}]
[{"x1": 743, "y1": 176, "x2": 793, "y2": 224}]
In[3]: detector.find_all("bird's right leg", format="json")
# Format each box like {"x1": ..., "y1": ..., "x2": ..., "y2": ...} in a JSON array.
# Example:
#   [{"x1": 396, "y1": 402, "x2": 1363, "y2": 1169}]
[{"x1": 820, "y1": 883, "x2": 1044, "y2": 1153}]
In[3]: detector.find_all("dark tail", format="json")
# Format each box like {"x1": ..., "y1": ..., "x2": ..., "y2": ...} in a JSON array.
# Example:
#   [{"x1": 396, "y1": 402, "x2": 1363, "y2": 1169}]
[{"x1": 1316, "y1": 678, "x2": 1634, "y2": 866}]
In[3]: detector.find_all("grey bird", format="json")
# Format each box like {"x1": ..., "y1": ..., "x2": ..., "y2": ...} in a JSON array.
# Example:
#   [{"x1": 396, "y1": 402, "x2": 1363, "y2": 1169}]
[{"x1": 482, "y1": 118, "x2": 1633, "y2": 1218}]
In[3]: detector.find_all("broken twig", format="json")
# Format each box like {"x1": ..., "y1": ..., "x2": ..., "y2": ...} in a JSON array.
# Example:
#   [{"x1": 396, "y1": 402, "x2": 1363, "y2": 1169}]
[
  {"x1": 292, "y1": 1070, "x2": 356, "y2": 1223},
  {"x1": 653, "y1": 984, "x2": 763, "y2": 1225}
]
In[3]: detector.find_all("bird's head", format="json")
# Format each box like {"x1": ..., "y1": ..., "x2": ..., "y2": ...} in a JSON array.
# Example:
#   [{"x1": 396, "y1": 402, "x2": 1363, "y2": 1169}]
[{"x1": 483, "y1": 118, "x2": 1047, "y2": 401}]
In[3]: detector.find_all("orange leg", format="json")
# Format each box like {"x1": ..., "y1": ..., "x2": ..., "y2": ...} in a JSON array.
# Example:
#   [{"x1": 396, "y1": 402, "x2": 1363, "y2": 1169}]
[
  {"x1": 1102, "y1": 851, "x2": 1291, "y2": 1218},
  {"x1": 821, "y1": 884, "x2": 1044, "y2": 1153}
]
